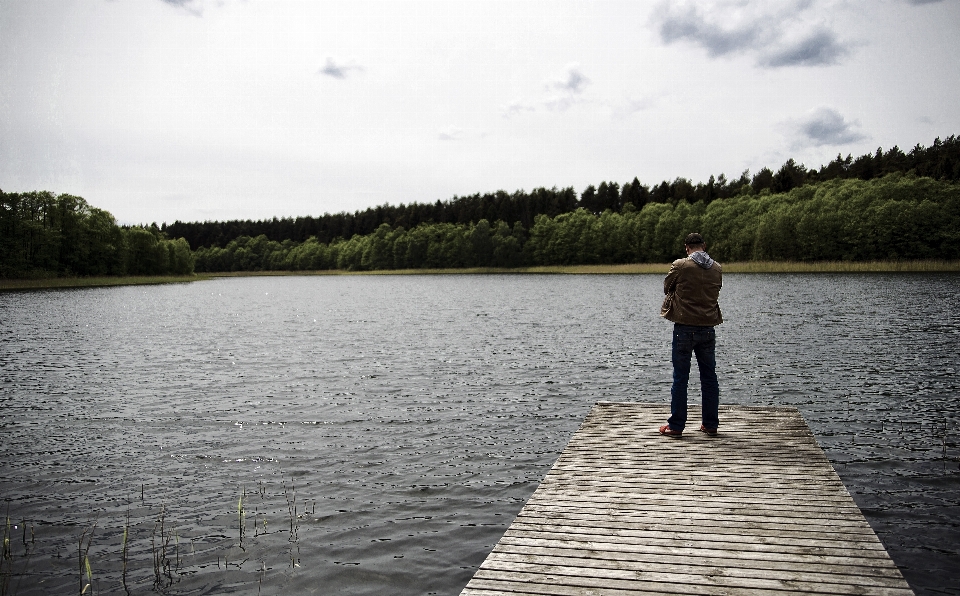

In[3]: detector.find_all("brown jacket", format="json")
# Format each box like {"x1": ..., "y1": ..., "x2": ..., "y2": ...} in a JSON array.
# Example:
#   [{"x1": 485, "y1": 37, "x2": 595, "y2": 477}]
[{"x1": 661, "y1": 254, "x2": 723, "y2": 326}]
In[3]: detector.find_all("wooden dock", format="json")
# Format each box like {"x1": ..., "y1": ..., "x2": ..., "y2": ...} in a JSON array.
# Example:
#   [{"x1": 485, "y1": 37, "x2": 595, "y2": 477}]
[{"x1": 461, "y1": 402, "x2": 914, "y2": 595}]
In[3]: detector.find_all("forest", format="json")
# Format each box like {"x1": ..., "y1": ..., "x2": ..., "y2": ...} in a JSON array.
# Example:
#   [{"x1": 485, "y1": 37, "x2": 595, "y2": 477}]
[
  {"x1": 1, "y1": 135, "x2": 958, "y2": 278},
  {"x1": 190, "y1": 174, "x2": 959, "y2": 272},
  {"x1": 166, "y1": 135, "x2": 960, "y2": 249},
  {"x1": 0, "y1": 191, "x2": 194, "y2": 278}
]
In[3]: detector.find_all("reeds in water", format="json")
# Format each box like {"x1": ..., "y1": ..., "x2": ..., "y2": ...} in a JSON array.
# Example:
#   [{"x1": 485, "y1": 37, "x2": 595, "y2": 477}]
[{"x1": 78, "y1": 519, "x2": 97, "y2": 595}]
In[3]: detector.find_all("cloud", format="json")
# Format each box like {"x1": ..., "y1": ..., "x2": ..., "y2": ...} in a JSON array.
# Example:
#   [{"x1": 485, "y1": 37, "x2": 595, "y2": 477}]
[
  {"x1": 160, "y1": 0, "x2": 231, "y2": 16},
  {"x1": 501, "y1": 65, "x2": 591, "y2": 117},
  {"x1": 654, "y1": 0, "x2": 853, "y2": 68},
  {"x1": 543, "y1": 64, "x2": 590, "y2": 111},
  {"x1": 657, "y1": 3, "x2": 759, "y2": 57},
  {"x1": 501, "y1": 100, "x2": 536, "y2": 118},
  {"x1": 905, "y1": 0, "x2": 944, "y2": 4},
  {"x1": 158, "y1": 0, "x2": 204, "y2": 16},
  {"x1": 760, "y1": 28, "x2": 850, "y2": 67},
  {"x1": 612, "y1": 95, "x2": 661, "y2": 119},
  {"x1": 624, "y1": 96, "x2": 658, "y2": 112},
  {"x1": 438, "y1": 127, "x2": 463, "y2": 141},
  {"x1": 500, "y1": 100, "x2": 536, "y2": 118},
  {"x1": 552, "y1": 67, "x2": 589, "y2": 94},
  {"x1": 318, "y1": 58, "x2": 363, "y2": 79},
  {"x1": 792, "y1": 107, "x2": 867, "y2": 146},
  {"x1": 158, "y1": 0, "x2": 241, "y2": 16}
]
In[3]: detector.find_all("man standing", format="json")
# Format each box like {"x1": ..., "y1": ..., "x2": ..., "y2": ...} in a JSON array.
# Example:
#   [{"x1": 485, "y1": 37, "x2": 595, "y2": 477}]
[{"x1": 659, "y1": 233, "x2": 723, "y2": 437}]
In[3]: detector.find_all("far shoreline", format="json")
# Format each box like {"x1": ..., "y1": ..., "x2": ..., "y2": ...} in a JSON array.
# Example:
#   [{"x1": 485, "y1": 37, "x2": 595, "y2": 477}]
[
  {"x1": 3, "y1": 260, "x2": 958, "y2": 291},
  {"x1": 0, "y1": 274, "x2": 212, "y2": 292}
]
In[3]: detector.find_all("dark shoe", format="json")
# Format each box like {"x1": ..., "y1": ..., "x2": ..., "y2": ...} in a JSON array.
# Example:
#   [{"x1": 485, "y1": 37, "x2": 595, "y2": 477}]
[
  {"x1": 698, "y1": 424, "x2": 718, "y2": 436},
  {"x1": 659, "y1": 424, "x2": 682, "y2": 437}
]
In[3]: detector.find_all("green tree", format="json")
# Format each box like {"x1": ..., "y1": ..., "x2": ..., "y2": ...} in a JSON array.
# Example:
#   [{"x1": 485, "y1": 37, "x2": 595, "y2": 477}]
[
  {"x1": 361, "y1": 224, "x2": 396, "y2": 270},
  {"x1": 751, "y1": 168, "x2": 774, "y2": 193},
  {"x1": 468, "y1": 219, "x2": 494, "y2": 266},
  {"x1": 772, "y1": 159, "x2": 807, "y2": 193},
  {"x1": 491, "y1": 221, "x2": 523, "y2": 267},
  {"x1": 124, "y1": 227, "x2": 163, "y2": 274}
]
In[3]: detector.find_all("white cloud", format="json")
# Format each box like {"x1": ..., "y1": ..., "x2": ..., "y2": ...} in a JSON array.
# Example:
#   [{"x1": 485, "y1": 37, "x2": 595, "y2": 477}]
[
  {"x1": 438, "y1": 126, "x2": 463, "y2": 141},
  {"x1": 157, "y1": 0, "x2": 208, "y2": 17},
  {"x1": 654, "y1": 0, "x2": 853, "y2": 67},
  {"x1": 657, "y1": 2, "x2": 760, "y2": 57},
  {"x1": 318, "y1": 57, "x2": 364, "y2": 79},
  {"x1": 498, "y1": 65, "x2": 592, "y2": 116},
  {"x1": 760, "y1": 28, "x2": 850, "y2": 67},
  {"x1": 551, "y1": 66, "x2": 589, "y2": 94},
  {"x1": 618, "y1": 95, "x2": 660, "y2": 116},
  {"x1": 544, "y1": 64, "x2": 590, "y2": 111},
  {"x1": 791, "y1": 107, "x2": 867, "y2": 146},
  {"x1": 501, "y1": 100, "x2": 536, "y2": 118}
]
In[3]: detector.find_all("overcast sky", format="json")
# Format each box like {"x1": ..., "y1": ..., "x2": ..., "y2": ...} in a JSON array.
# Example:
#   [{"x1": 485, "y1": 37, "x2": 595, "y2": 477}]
[{"x1": 1, "y1": 0, "x2": 958, "y2": 225}]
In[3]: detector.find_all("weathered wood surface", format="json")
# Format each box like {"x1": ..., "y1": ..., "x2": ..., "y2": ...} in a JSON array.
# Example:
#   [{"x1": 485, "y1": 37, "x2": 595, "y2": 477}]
[{"x1": 461, "y1": 402, "x2": 914, "y2": 595}]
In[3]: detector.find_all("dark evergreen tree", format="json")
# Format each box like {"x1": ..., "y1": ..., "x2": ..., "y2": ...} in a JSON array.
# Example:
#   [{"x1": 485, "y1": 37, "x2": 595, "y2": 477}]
[
  {"x1": 773, "y1": 159, "x2": 807, "y2": 193},
  {"x1": 597, "y1": 181, "x2": 621, "y2": 212},
  {"x1": 752, "y1": 168, "x2": 774, "y2": 193},
  {"x1": 621, "y1": 177, "x2": 649, "y2": 209},
  {"x1": 579, "y1": 185, "x2": 598, "y2": 213}
]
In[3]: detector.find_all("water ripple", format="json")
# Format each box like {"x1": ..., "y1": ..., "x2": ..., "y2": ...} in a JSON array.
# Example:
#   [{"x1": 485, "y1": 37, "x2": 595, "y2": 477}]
[{"x1": 0, "y1": 273, "x2": 958, "y2": 595}]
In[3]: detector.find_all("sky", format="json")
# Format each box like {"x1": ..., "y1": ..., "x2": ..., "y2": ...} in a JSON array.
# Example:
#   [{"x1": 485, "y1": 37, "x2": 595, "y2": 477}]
[{"x1": 1, "y1": 0, "x2": 958, "y2": 226}]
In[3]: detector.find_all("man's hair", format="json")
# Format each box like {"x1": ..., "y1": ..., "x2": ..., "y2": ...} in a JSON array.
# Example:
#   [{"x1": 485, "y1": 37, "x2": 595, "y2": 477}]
[{"x1": 684, "y1": 232, "x2": 705, "y2": 246}]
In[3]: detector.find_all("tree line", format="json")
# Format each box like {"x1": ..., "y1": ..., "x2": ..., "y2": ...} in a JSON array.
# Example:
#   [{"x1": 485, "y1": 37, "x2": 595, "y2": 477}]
[
  {"x1": 166, "y1": 134, "x2": 960, "y2": 250},
  {"x1": 4, "y1": 135, "x2": 957, "y2": 279},
  {"x1": 192, "y1": 173, "x2": 959, "y2": 272},
  {"x1": 0, "y1": 191, "x2": 194, "y2": 278}
]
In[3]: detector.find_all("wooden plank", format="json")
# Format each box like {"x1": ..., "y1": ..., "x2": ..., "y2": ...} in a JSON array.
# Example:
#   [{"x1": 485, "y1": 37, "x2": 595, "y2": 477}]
[
  {"x1": 514, "y1": 508, "x2": 878, "y2": 528},
  {"x1": 477, "y1": 557, "x2": 915, "y2": 590},
  {"x1": 495, "y1": 536, "x2": 907, "y2": 569},
  {"x1": 466, "y1": 568, "x2": 915, "y2": 596},
  {"x1": 484, "y1": 545, "x2": 910, "y2": 578},
  {"x1": 508, "y1": 517, "x2": 877, "y2": 543},
  {"x1": 525, "y1": 489, "x2": 860, "y2": 507},
  {"x1": 501, "y1": 527, "x2": 889, "y2": 555},
  {"x1": 521, "y1": 499, "x2": 863, "y2": 514},
  {"x1": 460, "y1": 402, "x2": 914, "y2": 595}
]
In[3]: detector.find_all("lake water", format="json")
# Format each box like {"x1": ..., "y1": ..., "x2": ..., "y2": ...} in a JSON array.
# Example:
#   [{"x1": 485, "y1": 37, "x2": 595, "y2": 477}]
[{"x1": 1, "y1": 273, "x2": 958, "y2": 595}]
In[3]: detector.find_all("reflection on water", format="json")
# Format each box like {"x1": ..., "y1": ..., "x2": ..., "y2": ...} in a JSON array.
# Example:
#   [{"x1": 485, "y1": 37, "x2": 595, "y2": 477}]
[{"x1": 0, "y1": 273, "x2": 958, "y2": 595}]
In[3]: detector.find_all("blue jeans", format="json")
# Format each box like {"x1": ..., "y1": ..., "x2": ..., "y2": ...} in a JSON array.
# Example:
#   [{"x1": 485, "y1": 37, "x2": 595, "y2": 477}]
[{"x1": 668, "y1": 324, "x2": 719, "y2": 432}]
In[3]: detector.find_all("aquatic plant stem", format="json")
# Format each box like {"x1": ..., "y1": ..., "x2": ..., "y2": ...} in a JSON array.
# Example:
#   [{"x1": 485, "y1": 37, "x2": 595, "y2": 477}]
[
  {"x1": 77, "y1": 518, "x2": 97, "y2": 596},
  {"x1": 238, "y1": 486, "x2": 246, "y2": 551}
]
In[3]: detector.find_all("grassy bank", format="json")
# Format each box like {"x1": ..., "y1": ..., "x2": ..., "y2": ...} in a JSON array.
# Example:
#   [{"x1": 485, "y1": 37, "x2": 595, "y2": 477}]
[
  {"x1": 206, "y1": 264, "x2": 670, "y2": 276},
  {"x1": 0, "y1": 274, "x2": 211, "y2": 291},
  {"x1": 207, "y1": 259, "x2": 960, "y2": 276},
  {"x1": 4, "y1": 260, "x2": 956, "y2": 291}
]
